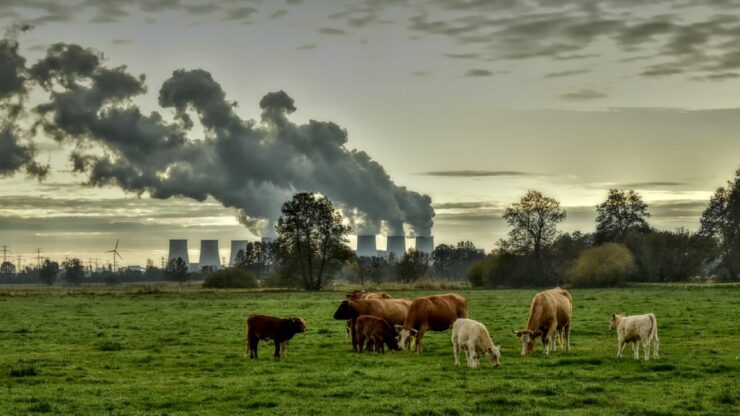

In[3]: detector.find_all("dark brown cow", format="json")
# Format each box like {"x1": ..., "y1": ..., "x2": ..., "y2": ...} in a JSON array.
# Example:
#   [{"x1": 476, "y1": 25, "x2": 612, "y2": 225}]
[
  {"x1": 343, "y1": 290, "x2": 392, "y2": 342},
  {"x1": 245, "y1": 314, "x2": 307, "y2": 359},
  {"x1": 514, "y1": 288, "x2": 572, "y2": 356},
  {"x1": 333, "y1": 298, "x2": 411, "y2": 351},
  {"x1": 395, "y1": 293, "x2": 468, "y2": 353},
  {"x1": 355, "y1": 315, "x2": 402, "y2": 353}
]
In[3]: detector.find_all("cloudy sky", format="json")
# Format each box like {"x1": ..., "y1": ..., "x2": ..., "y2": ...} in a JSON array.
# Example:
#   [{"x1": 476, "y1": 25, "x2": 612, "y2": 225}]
[{"x1": 1, "y1": 0, "x2": 739, "y2": 267}]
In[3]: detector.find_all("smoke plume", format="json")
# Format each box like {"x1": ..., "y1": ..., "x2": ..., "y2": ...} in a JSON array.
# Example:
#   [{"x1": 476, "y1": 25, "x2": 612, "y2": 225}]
[{"x1": 3, "y1": 40, "x2": 434, "y2": 236}]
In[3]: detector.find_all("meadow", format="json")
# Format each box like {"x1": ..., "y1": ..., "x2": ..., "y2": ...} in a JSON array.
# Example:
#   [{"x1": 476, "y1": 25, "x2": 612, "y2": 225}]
[{"x1": 0, "y1": 285, "x2": 738, "y2": 415}]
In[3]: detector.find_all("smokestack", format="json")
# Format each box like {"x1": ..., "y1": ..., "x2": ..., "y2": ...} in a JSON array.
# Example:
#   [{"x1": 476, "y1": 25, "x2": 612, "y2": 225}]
[
  {"x1": 415, "y1": 236, "x2": 434, "y2": 254},
  {"x1": 199, "y1": 240, "x2": 221, "y2": 269},
  {"x1": 168, "y1": 239, "x2": 189, "y2": 267},
  {"x1": 356, "y1": 235, "x2": 377, "y2": 257},
  {"x1": 229, "y1": 240, "x2": 248, "y2": 266},
  {"x1": 387, "y1": 235, "x2": 406, "y2": 259}
]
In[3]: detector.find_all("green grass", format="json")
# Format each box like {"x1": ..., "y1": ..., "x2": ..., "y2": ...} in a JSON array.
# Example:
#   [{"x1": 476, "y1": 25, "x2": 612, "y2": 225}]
[{"x1": 0, "y1": 286, "x2": 738, "y2": 415}]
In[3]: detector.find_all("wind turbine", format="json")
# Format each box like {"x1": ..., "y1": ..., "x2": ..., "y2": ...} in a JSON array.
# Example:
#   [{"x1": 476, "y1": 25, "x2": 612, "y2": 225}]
[{"x1": 106, "y1": 239, "x2": 123, "y2": 271}]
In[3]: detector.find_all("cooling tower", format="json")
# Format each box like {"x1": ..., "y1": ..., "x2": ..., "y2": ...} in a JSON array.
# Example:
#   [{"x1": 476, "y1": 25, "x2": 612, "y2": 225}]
[
  {"x1": 199, "y1": 240, "x2": 221, "y2": 269},
  {"x1": 415, "y1": 236, "x2": 434, "y2": 254},
  {"x1": 229, "y1": 240, "x2": 249, "y2": 266},
  {"x1": 386, "y1": 235, "x2": 406, "y2": 259},
  {"x1": 168, "y1": 239, "x2": 190, "y2": 266},
  {"x1": 356, "y1": 235, "x2": 378, "y2": 257}
]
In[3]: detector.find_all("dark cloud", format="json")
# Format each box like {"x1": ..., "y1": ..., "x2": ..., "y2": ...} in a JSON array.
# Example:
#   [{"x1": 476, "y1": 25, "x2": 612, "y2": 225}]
[
  {"x1": 15, "y1": 42, "x2": 434, "y2": 237},
  {"x1": 433, "y1": 201, "x2": 503, "y2": 210},
  {"x1": 545, "y1": 69, "x2": 590, "y2": 78},
  {"x1": 420, "y1": 170, "x2": 538, "y2": 177},
  {"x1": 318, "y1": 27, "x2": 348, "y2": 35},
  {"x1": 464, "y1": 69, "x2": 493, "y2": 77},
  {"x1": 559, "y1": 88, "x2": 608, "y2": 100}
]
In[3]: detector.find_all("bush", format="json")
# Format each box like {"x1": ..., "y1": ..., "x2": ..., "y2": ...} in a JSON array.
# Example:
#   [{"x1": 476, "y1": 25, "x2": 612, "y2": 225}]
[
  {"x1": 568, "y1": 243, "x2": 636, "y2": 287},
  {"x1": 202, "y1": 268, "x2": 258, "y2": 289}
]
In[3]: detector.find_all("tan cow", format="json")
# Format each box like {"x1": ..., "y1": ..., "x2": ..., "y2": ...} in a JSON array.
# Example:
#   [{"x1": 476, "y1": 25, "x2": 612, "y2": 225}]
[
  {"x1": 452, "y1": 318, "x2": 500, "y2": 368},
  {"x1": 343, "y1": 291, "x2": 392, "y2": 342},
  {"x1": 514, "y1": 288, "x2": 572, "y2": 356},
  {"x1": 333, "y1": 298, "x2": 411, "y2": 352},
  {"x1": 395, "y1": 293, "x2": 468, "y2": 353},
  {"x1": 610, "y1": 313, "x2": 659, "y2": 360}
]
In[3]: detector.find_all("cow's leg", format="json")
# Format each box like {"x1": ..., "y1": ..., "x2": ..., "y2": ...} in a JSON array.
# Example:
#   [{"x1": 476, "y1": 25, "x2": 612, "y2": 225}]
[
  {"x1": 642, "y1": 339, "x2": 650, "y2": 361},
  {"x1": 281, "y1": 341, "x2": 288, "y2": 357},
  {"x1": 274, "y1": 341, "x2": 282, "y2": 359},
  {"x1": 345, "y1": 320, "x2": 351, "y2": 343},
  {"x1": 631, "y1": 341, "x2": 639, "y2": 360},
  {"x1": 543, "y1": 324, "x2": 557, "y2": 355},
  {"x1": 357, "y1": 333, "x2": 366, "y2": 353},
  {"x1": 376, "y1": 337, "x2": 384, "y2": 354},
  {"x1": 415, "y1": 328, "x2": 427, "y2": 354},
  {"x1": 564, "y1": 324, "x2": 571, "y2": 351},
  {"x1": 249, "y1": 335, "x2": 259, "y2": 359},
  {"x1": 462, "y1": 344, "x2": 470, "y2": 367},
  {"x1": 617, "y1": 340, "x2": 625, "y2": 358},
  {"x1": 653, "y1": 336, "x2": 660, "y2": 360},
  {"x1": 453, "y1": 338, "x2": 460, "y2": 366},
  {"x1": 467, "y1": 341, "x2": 478, "y2": 368},
  {"x1": 351, "y1": 320, "x2": 358, "y2": 352}
]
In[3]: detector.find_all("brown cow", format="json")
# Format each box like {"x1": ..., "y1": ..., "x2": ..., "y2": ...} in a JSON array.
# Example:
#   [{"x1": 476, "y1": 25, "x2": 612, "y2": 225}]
[
  {"x1": 343, "y1": 291, "x2": 392, "y2": 342},
  {"x1": 245, "y1": 314, "x2": 307, "y2": 359},
  {"x1": 514, "y1": 288, "x2": 572, "y2": 356},
  {"x1": 333, "y1": 298, "x2": 411, "y2": 351},
  {"x1": 355, "y1": 315, "x2": 402, "y2": 353},
  {"x1": 395, "y1": 293, "x2": 468, "y2": 354}
]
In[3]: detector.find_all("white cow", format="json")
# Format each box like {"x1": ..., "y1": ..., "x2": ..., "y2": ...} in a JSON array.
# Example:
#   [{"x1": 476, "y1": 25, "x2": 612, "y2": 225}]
[
  {"x1": 609, "y1": 313, "x2": 660, "y2": 360},
  {"x1": 451, "y1": 318, "x2": 500, "y2": 368}
]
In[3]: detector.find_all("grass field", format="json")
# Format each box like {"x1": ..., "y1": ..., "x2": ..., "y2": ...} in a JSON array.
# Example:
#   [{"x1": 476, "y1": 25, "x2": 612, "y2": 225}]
[{"x1": 1, "y1": 285, "x2": 738, "y2": 415}]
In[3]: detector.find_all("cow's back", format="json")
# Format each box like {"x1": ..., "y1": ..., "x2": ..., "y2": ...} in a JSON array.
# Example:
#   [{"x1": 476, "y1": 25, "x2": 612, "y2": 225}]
[
  {"x1": 528, "y1": 289, "x2": 572, "y2": 330},
  {"x1": 407, "y1": 293, "x2": 467, "y2": 331},
  {"x1": 361, "y1": 298, "x2": 411, "y2": 326}
]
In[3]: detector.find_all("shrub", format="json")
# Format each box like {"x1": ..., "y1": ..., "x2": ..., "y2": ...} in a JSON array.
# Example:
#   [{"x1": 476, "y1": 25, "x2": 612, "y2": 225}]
[
  {"x1": 202, "y1": 268, "x2": 258, "y2": 289},
  {"x1": 568, "y1": 243, "x2": 636, "y2": 287}
]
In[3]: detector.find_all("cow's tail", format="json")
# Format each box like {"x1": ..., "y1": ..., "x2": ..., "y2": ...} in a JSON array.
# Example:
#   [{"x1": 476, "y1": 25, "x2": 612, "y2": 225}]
[{"x1": 648, "y1": 313, "x2": 658, "y2": 342}]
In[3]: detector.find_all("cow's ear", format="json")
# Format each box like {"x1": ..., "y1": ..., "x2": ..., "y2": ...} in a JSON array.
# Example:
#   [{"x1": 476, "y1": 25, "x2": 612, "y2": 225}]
[
  {"x1": 513, "y1": 330, "x2": 521, "y2": 337},
  {"x1": 611, "y1": 313, "x2": 616, "y2": 319},
  {"x1": 394, "y1": 324, "x2": 403, "y2": 332}
]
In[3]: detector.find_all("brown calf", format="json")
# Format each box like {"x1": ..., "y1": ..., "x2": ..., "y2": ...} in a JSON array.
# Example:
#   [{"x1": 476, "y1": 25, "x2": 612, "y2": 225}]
[
  {"x1": 343, "y1": 291, "x2": 392, "y2": 342},
  {"x1": 333, "y1": 298, "x2": 411, "y2": 351},
  {"x1": 355, "y1": 315, "x2": 402, "y2": 353},
  {"x1": 245, "y1": 314, "x2": 307, "y2": 359}
]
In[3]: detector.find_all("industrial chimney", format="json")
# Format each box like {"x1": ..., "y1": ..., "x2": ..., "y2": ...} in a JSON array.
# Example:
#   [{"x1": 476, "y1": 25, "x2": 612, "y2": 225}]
[
  {"x1": 356, "y1": 235, "x2": 378, "y2": 257},
  {"x1": 199, "y1": 240, "x2": 221, "y2": 270},
  {"x1": 415, "y1": 236, "x2": 434, "y2": 254},
  {"x1": 386, "y1": 235, "x2": 406, "y2": 259},
  {"x1": 168, "y1": 239, "x2": 190, "y2": 268},
  {"x1": 229, "y1": 240, "x2": 249, "y2": 266}
]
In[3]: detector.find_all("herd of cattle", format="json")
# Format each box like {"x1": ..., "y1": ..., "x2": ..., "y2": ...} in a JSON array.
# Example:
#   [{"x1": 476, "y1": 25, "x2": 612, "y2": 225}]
[{"x1": 245, "y1": 288, "x2": 660, "y2": 368}]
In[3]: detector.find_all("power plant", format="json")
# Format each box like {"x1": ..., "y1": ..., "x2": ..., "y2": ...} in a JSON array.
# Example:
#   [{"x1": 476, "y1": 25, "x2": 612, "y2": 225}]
[
  {"x1": 198, "y1": 240, "x2": 221, "y2": 270},
  {"x1": 415, "y1": 236, "x2": 434, "y2": 254},
  {"x1": 386, "y1": 235, "x2": 406, "y2": 259},
  {"x1": 229, "y1": 240, "x2": 248, "y2": 266},
  {"x1": 356, "y1": 235, "x2": 378, "y2": 257},
  {"x1": 167, "y1": 239, "x2": 190, "y2": 266}
]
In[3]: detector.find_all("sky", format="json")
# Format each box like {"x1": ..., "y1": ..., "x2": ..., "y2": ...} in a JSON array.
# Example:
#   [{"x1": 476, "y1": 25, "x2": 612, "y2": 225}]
[{"x1": 1, "y1": 0, "x2": 739, "y2": 267}]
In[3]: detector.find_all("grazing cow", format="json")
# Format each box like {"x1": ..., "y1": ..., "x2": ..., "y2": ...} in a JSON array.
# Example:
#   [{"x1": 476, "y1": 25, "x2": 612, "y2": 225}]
[
  {"x1": 245, "y1": 314, "x2": 307, "y2": 359},
  {"x1": 333, "y1": 298, "x2": 412, "y2": 351},
  {"x1": 355, "y1": 315, "x2": 402, "y2": 353},
  {"x1": 451, "y1": 318, "x2": 500, "y2": 368},
  {"x1": 610, "y1": 313, "x2": 659, "y2": 360},
  {"x1": 514, "y1": 288, "x2": 572, "y2": 356},
  {"x1": 395, "y1": 293, "x2": 468, "y2": 353},
  {"x1": 343, "y1": 291, "x2": 392, "y2": 342}
]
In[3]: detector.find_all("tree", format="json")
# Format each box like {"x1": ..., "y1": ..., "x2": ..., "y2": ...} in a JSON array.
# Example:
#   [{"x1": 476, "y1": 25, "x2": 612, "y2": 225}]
[
  {"x1": 0, "y1": 261, "x2": 16, "y2": 278},
  {"x1": 699, "y1": 168, "x2": 740, "y2": 280},
  {"x1": 568, "y1": 243, "x2": 636, "y2": 287},
  {"x1": 503, "y1": 190, "x2": 566, "y2": 261},
  {"x1": 595, "y1": 189, "x2": 650, "y2": 244},
  {"x1": 275, "y1": 192, "x2": 352, "y2": 290},
  {"x1": 38, "y1": 259, "x2": 60, "y2": 286},
  {"x1": 396, "y1": 249, "x2": 429, "y2": 283},
  {"x1": 61, "y1": 258, "x2": 86, "y2": 286},
  {"x1": 431, "y1": 241, "x2": 485, "y2": 280},
  {"x1": 165, "y1": 257, "x2": 189, "y2": 285},
  {"x1": 234, "y1": 241, "x2": 277, "y2": 278}
]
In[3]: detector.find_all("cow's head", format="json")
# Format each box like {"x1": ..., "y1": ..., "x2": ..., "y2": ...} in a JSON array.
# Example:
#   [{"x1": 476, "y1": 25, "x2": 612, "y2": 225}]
[
  {"x1": 514, "y1": 329, "x2": 541, "y2": 356},
  {"x1": 291, "y1": 317, "x2": 307, "y2": 333},
  {"x1": 609, "y1": 313, "x2": 623, "y2": 330},
  {"x1": 333, "y1": 300, "x2": 356, "y2": 320},
  {"x1": 394, "y1": 325, "x2": 417, "y2": 350},
  {"x1": 484, "y1": 344, "x2": 501, "y2": 367}
]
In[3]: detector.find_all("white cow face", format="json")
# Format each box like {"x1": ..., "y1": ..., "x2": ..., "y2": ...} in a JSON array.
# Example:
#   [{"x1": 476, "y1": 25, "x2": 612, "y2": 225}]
[
  {"x1": 514, "y1": 330, "x2": 541, "y2": 356},
  {"x1": 609, "y1": 313, "x2": 622, "y2": 330},
  {"x1": 485, "y1": 345, "x2": 501, "y2": 367},
  {"x1": 394, "y1": 325, "x2": 417, "y2": 349}
]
